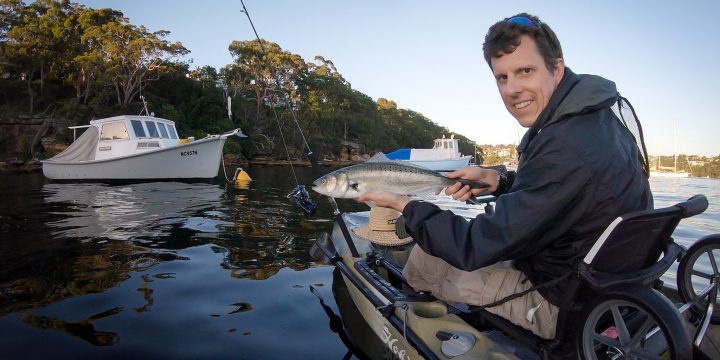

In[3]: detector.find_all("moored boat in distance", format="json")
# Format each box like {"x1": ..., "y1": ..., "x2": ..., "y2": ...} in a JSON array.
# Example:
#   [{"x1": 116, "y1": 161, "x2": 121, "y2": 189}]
[
  {"x1": 42, "y1": 115, "x2": 245, "y2": 180},
  {"x1": 384, "y1": 135, "x2": 472, "y2": 171}
]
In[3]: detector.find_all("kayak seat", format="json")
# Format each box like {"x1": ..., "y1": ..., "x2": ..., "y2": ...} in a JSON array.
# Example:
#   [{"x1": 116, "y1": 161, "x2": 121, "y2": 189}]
[{"x1": 467, "y1": 195, "x2": 708, "y2": 359}]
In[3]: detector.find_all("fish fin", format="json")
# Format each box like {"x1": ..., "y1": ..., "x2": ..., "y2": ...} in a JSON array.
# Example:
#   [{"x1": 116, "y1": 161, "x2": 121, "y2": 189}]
[
  {"x1": 366, "y1": 152, "x2": 391, "y2": 163},
  {"x1": 366, "y1": 152, "x2": 434, "y2": 171}
]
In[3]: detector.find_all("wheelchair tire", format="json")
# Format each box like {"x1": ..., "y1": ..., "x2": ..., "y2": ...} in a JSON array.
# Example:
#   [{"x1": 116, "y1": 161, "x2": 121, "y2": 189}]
[
  {"x1": 578, "y1": 287, "x2": 691, "y2": 360},
  {"x1": 677, "y1": 234, "x2": 720, "y2": 324}
]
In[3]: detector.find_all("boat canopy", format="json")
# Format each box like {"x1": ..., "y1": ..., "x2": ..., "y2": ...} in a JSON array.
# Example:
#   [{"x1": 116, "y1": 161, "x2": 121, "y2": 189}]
[
  {"x1": 385, "y1": 148, "x2": 411, "y2": 160},
  {"x1": 49, "y1": 126, "x2": 99, "y2": 161}
]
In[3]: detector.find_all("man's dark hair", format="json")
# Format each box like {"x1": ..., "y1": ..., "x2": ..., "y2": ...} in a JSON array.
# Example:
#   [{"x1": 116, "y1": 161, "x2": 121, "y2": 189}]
[{"x1": 483, "y1": 13, "x2": 563, "y2": 73}]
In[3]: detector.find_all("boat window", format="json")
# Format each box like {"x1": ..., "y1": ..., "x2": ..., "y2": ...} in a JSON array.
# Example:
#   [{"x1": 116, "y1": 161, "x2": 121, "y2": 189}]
[
  {"x1": 444, "y1": 142, "x2": 448, "y2": 149},
  {"x1": 100, "y1": 122, "x2": 129, "y2": 141},
  {"x1": 157, "y1": 123, "x2": 170, "y2": 139},
  {"x1": 145, "y1": 121, "x2": 160, "y2": 138},
  {"x1": 449, "y1": 142, "x2": 454, "y2": 149},
  {"x1": 131, "y1": 120, "x2": 147, "y2": 138},
  {"x1": 167, "y1": 125, "x2": 178, "y2": 139}
]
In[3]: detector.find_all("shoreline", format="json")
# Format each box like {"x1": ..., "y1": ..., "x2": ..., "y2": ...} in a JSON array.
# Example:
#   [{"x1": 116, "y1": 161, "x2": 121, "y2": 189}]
[
  {"x1": 0, "y1": 158, "x2": 364, "y2": 176},
  {"x1": 3, "y1": 159, "x2": 718, "y2": 180}
]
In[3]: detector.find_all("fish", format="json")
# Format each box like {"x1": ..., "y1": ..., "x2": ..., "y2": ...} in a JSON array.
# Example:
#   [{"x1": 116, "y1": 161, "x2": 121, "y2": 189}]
[{"x1": 312, "y1": 153, "x2": 490, "y2": 198}]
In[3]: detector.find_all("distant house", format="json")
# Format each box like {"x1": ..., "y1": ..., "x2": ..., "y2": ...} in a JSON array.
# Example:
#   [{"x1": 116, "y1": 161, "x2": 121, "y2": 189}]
[{"x1": 496, "y1": 149, "x2": 511, "y2": 157}]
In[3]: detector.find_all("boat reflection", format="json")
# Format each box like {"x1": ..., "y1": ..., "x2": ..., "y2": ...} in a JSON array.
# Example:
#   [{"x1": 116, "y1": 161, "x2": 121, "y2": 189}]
[
  {"x1": 1, "y1": 182, "x2": 224, "y2": 316},
  {"x1": 42, "y1": 182, "x2": 229, "y2": 241}
]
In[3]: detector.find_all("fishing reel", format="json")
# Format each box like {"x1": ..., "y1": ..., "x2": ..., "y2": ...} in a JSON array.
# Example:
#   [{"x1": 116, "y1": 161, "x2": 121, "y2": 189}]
[{"x1": 287, "y1": 185, "x2": 317, "y2": 217}]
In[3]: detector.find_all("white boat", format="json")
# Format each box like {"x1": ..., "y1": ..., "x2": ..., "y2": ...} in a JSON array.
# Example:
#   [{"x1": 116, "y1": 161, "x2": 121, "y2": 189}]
[
  {"x1": 42, "y1": 115, "x2": 245, "y2": 180},
  {"x1": 384, "y1": 136, "x2": 472, "y2": 171}
]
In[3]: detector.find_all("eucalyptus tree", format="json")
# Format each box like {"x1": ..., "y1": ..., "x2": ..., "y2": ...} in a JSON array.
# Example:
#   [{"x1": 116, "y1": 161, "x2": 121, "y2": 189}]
[
  {"x1": 66, "y1": 6, "x2": 123, "y2": 103},
  {"x1": 227, "y1": 39, "x2": 306, "y2": 135},
  {"x1": 219, "y1": 63, "x2": 253, "y2": 129},
  {"x1": 302, "y1": 56, "x2": 352, "y2": 139},
  {"x1": 1, "y1": 0, "x2": 63, "y2": 113},
  {"x1": 85, "y1": 18, "x2": 189, "y2": 106}
]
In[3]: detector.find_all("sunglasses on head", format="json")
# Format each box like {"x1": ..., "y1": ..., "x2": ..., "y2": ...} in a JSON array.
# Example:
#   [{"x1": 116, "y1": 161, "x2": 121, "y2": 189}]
[{"x1": 505, "y1": 16, "x2": 542, "y2": 28}]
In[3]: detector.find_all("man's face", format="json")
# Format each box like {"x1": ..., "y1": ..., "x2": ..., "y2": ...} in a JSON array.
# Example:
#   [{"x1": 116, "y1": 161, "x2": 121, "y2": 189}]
[{"x1": 490, "y1": 35, "x2": 564, "y2": 128}]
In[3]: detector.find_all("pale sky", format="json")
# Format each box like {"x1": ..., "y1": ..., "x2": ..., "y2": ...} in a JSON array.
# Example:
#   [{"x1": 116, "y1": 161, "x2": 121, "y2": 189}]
[{"x1": 77, "y1": 0, "x2": 720, "y2": 156}]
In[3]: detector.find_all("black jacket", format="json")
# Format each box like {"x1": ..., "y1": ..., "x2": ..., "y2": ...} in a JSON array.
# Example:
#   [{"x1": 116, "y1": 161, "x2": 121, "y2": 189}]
[{"x1": 402, "y1": 69, "x2": 653, "y2": 305}]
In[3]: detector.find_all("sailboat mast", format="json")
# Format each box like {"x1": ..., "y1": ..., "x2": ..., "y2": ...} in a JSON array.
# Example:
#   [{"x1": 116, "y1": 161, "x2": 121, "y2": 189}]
[{"x1": 673, "y1": 121, "x2": 678, "y2": 172}]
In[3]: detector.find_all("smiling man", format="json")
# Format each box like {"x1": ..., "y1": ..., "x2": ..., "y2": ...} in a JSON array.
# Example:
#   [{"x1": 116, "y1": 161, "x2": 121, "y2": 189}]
[{"x1": 357, "y1": 13, "x2": 652, "y2": 339}]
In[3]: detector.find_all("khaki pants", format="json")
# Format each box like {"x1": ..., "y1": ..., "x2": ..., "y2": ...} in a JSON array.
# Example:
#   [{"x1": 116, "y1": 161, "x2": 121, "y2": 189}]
[{"x1": 402, "y1": 246, "x2": 558, "y2": 339}]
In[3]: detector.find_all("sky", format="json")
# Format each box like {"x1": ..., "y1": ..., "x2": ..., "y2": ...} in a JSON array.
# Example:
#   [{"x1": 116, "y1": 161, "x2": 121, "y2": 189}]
[{"x1": 76, "y1": 0, "x2": 720, "y2": 156}]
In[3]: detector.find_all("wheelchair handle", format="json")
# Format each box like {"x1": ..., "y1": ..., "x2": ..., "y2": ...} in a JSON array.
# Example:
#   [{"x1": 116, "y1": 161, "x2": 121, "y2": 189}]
[{"x1": 678, "y1": 194, "x2": 708, "y2": 218}]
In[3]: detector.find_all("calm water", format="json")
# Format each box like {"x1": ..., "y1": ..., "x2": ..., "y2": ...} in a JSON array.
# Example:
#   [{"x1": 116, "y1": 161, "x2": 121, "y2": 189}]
[{"x1": 0, "y1": 169, "x2": 718, "y2": 359}]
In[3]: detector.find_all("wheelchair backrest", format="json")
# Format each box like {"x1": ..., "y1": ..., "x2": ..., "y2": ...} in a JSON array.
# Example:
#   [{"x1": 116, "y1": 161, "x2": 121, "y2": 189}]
[{"x1": 582, "y1": 195, "x2": 708, "y2": 274}]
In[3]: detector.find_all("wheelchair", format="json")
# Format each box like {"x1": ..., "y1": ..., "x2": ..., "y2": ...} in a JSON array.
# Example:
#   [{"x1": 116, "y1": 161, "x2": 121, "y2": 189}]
[
  {"x1": 312, "y1": 194, "x2": 718, "y2": 359},
  {"x1": 464, "y1": 194, "x2": 717, "y2": 359}
]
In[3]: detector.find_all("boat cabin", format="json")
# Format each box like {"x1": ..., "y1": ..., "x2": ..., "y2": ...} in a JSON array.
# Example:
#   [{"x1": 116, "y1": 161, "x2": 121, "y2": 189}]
[
  {"x1": 432, "y1": 137, "x2": 460, "y2": 156},
  {"x1": 78, "y1": 115, "x2": 183, "y2": 160}
]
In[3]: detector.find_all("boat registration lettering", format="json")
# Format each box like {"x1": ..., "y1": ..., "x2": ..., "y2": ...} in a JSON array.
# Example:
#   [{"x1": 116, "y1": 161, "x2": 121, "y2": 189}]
[
  {"x1": 381, "y1": 325, "x2": 410, "y2": 360},
  {"x1": 180, "y1": 150, "x2": 198, "y2": 157}
]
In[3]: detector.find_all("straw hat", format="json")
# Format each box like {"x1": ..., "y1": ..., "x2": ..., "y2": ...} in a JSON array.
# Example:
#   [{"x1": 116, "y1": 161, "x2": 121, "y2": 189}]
[{"x1": 353, "y1": 207, "x2": 413, "y2": 246}]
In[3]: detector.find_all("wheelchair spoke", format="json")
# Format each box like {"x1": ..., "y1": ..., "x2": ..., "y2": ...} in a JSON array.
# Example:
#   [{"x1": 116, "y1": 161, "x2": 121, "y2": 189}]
[
  {"x1": 589, "y1": 332, "x2": 621, "y2": 348},
  {"x1": 611, "y1": 304, "x2": 632, "y2": 346},
  {"x1": 707, "y1": 248, "x2": 719, "y2": 275},
  {"x1": 691, "y1": 268, "x2": 714, "y2": 280}
]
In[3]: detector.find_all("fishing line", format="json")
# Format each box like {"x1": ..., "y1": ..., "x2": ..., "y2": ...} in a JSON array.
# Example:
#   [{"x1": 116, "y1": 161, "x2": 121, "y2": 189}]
[
  {"x1": 238, "y1": 0, "x2": 318, "y2": 216},
  {"x1": 270, "y1": 103, "x2": 299, "y2": 185},
  {"x1": 239, "y1": 0, "x2": 313, "y2": 158}
]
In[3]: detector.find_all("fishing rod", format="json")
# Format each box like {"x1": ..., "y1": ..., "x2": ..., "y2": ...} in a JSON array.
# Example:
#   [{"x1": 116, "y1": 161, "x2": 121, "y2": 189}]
[{"x1": 238, "y1": 0, "x2": 359, "y2": 256}]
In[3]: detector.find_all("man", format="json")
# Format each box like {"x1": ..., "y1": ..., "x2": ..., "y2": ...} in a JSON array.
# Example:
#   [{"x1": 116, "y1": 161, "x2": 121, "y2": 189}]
[{"x1": 356, "y1": 13, "x2": 652, "y2": 339}]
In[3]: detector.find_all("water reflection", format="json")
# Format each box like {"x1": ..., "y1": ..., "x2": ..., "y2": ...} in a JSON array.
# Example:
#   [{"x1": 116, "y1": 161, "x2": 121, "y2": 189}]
[
  {"x1": 1, "y1": 168, "x2": 352, "y2": 317},
  {"x1": 42, "y1": 182, "x2": 229, "y2": 241},
  {"x1": 21, "y1": 307, "x2": 122, "y2": 346}
]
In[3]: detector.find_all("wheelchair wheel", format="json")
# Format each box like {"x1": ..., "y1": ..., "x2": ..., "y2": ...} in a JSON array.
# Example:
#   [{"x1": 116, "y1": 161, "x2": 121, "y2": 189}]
[
  {"x1": 579, "y1": 287, "x2": 691, "y2": 360},
  {"x1": 677, "y1": 234, "x2": 720, "y2": 324}
]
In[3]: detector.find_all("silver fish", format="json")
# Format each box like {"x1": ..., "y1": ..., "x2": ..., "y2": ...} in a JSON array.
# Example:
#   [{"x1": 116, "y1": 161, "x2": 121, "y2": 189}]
[{"x1": 312, "y1": 153, "x2": 489, "y2": 198}]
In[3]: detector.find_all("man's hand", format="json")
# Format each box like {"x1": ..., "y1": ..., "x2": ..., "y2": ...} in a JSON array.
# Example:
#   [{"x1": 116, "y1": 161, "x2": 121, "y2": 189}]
[
  {"x1": 438, "y1": 167, "x2": 501, "y2": 202},
  {"x1": 355, "y1": 192, "x2": 411, "y2": 212}
]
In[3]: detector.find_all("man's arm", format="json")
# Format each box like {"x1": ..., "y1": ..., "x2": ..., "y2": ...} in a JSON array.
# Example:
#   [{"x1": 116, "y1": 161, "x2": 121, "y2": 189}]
[{"x1": 403, "y1": 135, "x2": 593, "y2": 271}]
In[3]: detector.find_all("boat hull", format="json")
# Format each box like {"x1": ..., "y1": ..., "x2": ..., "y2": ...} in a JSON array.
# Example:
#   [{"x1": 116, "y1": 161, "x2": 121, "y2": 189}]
[
  {"x1": 42, "y1": 137, "x2": 227, "y2": 180},
  {"x1": 317, "y1": 211, "x2": 518, "y2": 359}
]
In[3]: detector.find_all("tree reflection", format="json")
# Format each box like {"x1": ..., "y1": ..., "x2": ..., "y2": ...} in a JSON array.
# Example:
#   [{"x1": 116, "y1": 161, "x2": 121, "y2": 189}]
[{"x1": 21, "y1": 307, "x2": 123, "y2": 346}]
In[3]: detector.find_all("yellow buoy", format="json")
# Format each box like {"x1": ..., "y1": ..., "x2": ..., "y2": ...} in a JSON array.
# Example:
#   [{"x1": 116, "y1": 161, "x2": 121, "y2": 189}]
[{"x1": 233, "y1": 168, "x2": 252, "y2": 188}]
